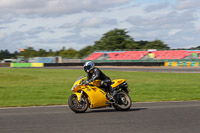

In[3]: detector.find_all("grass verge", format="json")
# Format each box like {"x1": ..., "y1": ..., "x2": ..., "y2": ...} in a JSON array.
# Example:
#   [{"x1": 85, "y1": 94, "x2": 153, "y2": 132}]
[{"x1": 0, "y1": 68, "x2": 200, "y2": 107}]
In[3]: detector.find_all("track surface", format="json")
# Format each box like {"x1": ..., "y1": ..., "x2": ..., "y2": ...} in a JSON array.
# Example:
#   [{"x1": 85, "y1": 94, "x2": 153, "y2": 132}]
[{"x1": 0, "y1": 101, "x2": 200, "y2": 133}]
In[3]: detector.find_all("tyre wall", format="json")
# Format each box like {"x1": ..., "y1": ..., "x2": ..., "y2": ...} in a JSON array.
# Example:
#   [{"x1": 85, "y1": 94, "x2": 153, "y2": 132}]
[
  {"x1": 0, "y1": 63, "x2": 10, "y2": 67},
  {"x1": 164, "y1": 61, "x2": 200, "y2": 66},
  {"x1": 10, "y1": 63, "x2": 44, "y2": 67},
  {"x1": 44, "y1": 62, "x2": 164, "y2": 67}
]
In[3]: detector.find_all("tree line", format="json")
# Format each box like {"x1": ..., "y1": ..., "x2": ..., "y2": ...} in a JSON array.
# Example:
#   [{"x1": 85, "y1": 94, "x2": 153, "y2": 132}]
[{"x1": 1, "y1": 28, "x2": 200, "y2": 60}]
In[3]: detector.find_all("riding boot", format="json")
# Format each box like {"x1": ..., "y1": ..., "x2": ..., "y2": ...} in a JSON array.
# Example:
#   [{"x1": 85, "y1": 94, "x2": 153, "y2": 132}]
[
  {"x1": 112, "y1": 89, "x2": 117, "y2": 97},
  {"x1": 106, "y1": 86, "x2": 115, "y2": 101}
]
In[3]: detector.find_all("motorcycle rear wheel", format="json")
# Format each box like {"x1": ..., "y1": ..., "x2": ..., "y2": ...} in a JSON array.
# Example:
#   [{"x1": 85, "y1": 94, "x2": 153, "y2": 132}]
[
  {"x1": 113, "y1": 92, "x2": 132, "y2": 111},
  {"x1": 68, "y1": 94, "x2": 88, "y2": 113}
]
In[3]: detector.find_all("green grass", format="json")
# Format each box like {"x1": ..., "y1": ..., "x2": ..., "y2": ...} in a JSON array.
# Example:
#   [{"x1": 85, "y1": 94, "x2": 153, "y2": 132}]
[{"x1": 0, "y1": 68, "x2": 200, "y2": 107}]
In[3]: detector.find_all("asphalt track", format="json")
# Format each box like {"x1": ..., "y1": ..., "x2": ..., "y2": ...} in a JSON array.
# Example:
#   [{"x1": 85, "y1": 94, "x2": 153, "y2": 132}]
[{"x1": 0, "y1": 101, "x2": 200, "y2": 133}]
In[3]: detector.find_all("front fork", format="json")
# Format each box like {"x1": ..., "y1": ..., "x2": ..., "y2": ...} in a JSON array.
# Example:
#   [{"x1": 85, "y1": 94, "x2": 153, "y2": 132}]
[
  {"x1": 79, "y1": 91, "x2": 84, "y2": 102},
  {"x1": 74, "y1": 91, "x2": 84, "y2": 103}
]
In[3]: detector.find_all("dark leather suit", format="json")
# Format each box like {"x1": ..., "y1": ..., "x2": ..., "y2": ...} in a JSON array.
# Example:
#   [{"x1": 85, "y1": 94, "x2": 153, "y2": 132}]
[{"x1": 87, "y1": 67, "x2": 112, "y2": 92}]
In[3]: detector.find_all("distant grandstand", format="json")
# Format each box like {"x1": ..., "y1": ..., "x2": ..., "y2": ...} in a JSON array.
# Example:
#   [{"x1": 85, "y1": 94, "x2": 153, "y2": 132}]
[{"x1": 84, "y1": 50, "x2": 200, "y2": 62}]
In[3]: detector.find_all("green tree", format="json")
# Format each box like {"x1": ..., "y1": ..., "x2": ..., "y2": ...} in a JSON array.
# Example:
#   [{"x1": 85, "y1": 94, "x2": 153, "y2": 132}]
[
  {"x1": 37, "y1": 49, "x2": 47, "y2": 57},
  {"x1": 13, "y1": 51, "x2": 19, "y2": 58},
  {"x1": 47, "y1": 49, "x2": 55, "y2": 56},
  {"x1": 59, "y1": 47, "x2": 78, "y2": 59},
  {"x1": 78, "y1": 45, "x2": 94, "y2": 58},
  {"x1": 93, "y1": 28, "x2": 136, "y2": 50},
  {"x1": 18, "y1": 47, "x2": 37, "y2": 58},
  {"x1": 195, "y1": 46, "x2": 200, "y2": 50},
  {"x1": 135, "y1": 40, "x2": 149, "y2": 48},
  {"x1": 143, "y1": 39, "x2": 170, "y2": 50},
  {"x1": 0, "y1": 49, "x2": 12, "y2": 60}
]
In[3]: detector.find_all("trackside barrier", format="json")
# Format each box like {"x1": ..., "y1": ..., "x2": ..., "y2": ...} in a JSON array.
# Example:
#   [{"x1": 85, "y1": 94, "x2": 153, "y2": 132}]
[
  {"x1": 44, "y1": 62, "x2": 164, "y2": 67},
  {"x1": 172, "y1": 62, "x2": 178, "y2": 66},
  {"x1": 0, "y1": 63, "x2": 10, "y2": 67},
  {"x1": 31, "y1": 63, "x2": 44, "y2": 67},
  {"x1": 8, "y1": 62, "x2": 164, "y2": 67},
  {"x1": 165, "y1": 62, "x2": 200, "y2": 67},
  {"x1": 10, "y1": 63, "x2": 44, "y2": 68}
]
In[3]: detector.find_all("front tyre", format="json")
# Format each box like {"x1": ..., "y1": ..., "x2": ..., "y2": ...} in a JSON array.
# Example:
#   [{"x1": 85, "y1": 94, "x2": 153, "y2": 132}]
[
  {"x1": 113, "y1": 92, "x2": 132, "y2": 111},
  {"x1": 68, "y1": 94, "x2": 88, "y2": 113}
]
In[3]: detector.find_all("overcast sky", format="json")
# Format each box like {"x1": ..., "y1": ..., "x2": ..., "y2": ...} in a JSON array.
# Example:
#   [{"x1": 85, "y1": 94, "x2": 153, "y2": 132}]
[{"x1": 0, "y1": 0, "x2": 200, "y2": 52}]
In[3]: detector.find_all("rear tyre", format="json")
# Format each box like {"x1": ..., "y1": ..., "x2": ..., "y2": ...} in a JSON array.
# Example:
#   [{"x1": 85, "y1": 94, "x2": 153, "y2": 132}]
[
  {"x1": 113, "y1": 92, "x2": 132, "y2": 111},
  {"x1": 68, "y1": 94, "x2": 88, "y2": 113}
]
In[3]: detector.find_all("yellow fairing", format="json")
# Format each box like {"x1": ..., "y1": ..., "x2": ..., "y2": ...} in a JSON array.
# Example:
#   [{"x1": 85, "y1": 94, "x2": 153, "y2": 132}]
[
  {"x1": 111, "y1": 79, "x2": 126, "y2": 88},
  {"x1": 90, "y1": 80, "x2": 101, "y2": 87},
  {"x1": 74, "y1": 92, "x2": 82, "y2": 101},
  {"x1": 73, "y1": 77, "x2": 87, "y2": 87},
  {"x1": 71, "y1": 77, "x2": 126, "y2": 109},
  {"x1": 83, "y1": 86, "x2": 109, "y2": 108},
  {"x1": 91, "y1": 79, "x2": 126, "y2": 88}
]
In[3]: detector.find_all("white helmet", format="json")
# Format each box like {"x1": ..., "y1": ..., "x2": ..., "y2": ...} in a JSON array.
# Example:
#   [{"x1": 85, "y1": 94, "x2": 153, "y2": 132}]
[{"x1": 84, "y1": 61, "x2": 94, "y2": 73}]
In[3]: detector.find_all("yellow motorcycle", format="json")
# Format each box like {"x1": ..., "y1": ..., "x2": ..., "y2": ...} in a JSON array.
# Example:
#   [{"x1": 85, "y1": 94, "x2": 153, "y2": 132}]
[{"x1": 68, "y1": 76, "x2": 132, "y2": 113}]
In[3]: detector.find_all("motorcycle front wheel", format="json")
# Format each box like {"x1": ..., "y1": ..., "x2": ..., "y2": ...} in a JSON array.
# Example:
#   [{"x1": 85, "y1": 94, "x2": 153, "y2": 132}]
[
  {"x1": 68, "y1": 94, "x2": 88, "y2": 113},
  {"x1": 113, "y1": 92, "x2": 132, "y2": 111}
]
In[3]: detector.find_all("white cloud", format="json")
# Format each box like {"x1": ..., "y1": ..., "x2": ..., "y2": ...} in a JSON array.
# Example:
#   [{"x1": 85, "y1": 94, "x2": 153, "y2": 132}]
[
  {"x1": 194, "y1": 22, "x2": 200, "y2": 31},
  {"x1": 176, "y1": 0, "x2": 200, "y2": 10},
  {"x1": 81, "y1": 17, "x2": 117, "y2": 28},
  {"x1": 126, "y1": 10, "x2": 197, "y2": 30},
  {"x1": 60, "y1": 17, "x2": 117, "y2": 29},
  {"x1": 0, "y1": 0, "x2": 132, "y2": 17},
  {"x1": 27, "y1": 27, "x2": 54, "y2": 35},
  {"x1": 144, "y1": 2, "x2": 170, "y2": 12},
  {"x1": 168, "y1": 29, "x2": 182, "y2": 36},
  {"x1": 125, "y1": 5, "x2": 200, "y2": 49},
  {"x1": 0, "y1": 33, "x2": 4, "y2": 38}
]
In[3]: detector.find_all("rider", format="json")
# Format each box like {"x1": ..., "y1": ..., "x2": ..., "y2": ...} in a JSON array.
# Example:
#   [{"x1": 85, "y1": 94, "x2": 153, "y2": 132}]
[{"x1": 83, "y1": 61, "x2": 114, "y2": 101}]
